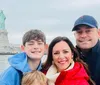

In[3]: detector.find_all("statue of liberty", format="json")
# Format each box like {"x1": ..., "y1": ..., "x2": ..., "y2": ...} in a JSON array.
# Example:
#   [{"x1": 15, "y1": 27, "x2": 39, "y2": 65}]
[{"x1": 0, "y1": 10, "x2": 6, "y2": 29}]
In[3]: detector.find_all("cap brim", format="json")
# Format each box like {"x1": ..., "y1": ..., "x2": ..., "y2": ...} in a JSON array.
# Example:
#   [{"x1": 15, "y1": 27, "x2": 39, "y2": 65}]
[{"x1": 72, "y1": 23, "x2": 97, "y2": 31}]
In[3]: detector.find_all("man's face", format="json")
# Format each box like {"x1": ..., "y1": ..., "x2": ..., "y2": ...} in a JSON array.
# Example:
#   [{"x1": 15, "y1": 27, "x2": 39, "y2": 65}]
[{"x1": 74, "y1": 26, "x2": 99, "y2": 50}]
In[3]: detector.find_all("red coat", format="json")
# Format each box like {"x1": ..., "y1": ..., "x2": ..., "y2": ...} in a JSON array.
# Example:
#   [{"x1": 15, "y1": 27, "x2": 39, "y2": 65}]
[{"x1": 55, "y1": 62, "x2": 89, "y2": 85}]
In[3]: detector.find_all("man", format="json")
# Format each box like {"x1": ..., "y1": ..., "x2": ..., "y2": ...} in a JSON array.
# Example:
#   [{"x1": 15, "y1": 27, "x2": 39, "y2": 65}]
[{"x1": 72, "y1": 15, "x2": 100, "y2": 85}]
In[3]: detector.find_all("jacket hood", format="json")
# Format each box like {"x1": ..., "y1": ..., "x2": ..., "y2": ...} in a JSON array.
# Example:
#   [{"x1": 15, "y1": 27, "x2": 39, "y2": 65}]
[{"x1": 8, "y1": 52, "x2": 31, "y2": 73}]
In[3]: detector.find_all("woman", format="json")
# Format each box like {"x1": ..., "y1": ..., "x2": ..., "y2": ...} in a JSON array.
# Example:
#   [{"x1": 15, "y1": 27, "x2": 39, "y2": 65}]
[{"x1": 42, "y1": 36, "x2": 95, "y2": 85}]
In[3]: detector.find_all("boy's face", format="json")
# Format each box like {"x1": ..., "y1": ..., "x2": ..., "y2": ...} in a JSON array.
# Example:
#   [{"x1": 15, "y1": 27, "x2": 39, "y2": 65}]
[{"x1": 21, "y1": 39, "x2": 47, "y2": 60}]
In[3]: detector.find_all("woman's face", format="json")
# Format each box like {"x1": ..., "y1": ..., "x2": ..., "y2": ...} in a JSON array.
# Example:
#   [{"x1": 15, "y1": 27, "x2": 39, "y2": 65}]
[{"x1": 52, "y1": 41, "x2": 73, "y2": 72}]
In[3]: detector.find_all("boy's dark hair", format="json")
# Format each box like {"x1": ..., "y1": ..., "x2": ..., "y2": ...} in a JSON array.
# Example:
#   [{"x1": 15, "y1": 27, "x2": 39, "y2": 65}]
[{"x1": 22, "y1": 29, "x2": 46, "y2": 46}]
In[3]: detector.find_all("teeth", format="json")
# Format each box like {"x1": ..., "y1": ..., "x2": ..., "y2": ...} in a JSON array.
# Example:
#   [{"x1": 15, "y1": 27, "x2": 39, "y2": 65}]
[
  {"x1": 80, "y1": 40, "x2": 91, "y2": 42},
  {"x1": 32, "y1": 51, "x2": 40, "y2": 53},
  {"x1": 59, "y1": 61, "x2": 66, "y2": 64}
]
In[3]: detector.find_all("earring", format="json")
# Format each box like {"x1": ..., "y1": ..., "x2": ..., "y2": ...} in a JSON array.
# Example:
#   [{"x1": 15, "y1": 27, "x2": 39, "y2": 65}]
[
  {"x1": 71, "y1": 55, "x2": 74, "y2": 63},
  {"x1": 71, "y1": 55, "x2": 73, "y2": 59}
]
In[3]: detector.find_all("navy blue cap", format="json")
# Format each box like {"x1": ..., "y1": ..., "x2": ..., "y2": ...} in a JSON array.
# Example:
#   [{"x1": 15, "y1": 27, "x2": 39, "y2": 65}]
[{"x1": 72, "y1": 15, "x2": 98, "y2": 31}]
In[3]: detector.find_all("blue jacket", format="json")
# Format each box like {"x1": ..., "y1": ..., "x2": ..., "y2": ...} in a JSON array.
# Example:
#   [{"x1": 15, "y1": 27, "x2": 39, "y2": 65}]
[
  {"x1": 0, "y1": 52, "x2": 42, "y2": 85},
  {"x1": 76, "y1": 40, "x2": 100, "y2": 85}
]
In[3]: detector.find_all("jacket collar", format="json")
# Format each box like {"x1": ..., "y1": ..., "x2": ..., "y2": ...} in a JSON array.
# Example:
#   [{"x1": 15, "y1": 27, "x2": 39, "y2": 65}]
[
  {"x1": 46, "y1": 61, "x2": 74, "y2": 85},
  {"x1": 76, "y1": 40, "x2": 100, "y2": 56}
]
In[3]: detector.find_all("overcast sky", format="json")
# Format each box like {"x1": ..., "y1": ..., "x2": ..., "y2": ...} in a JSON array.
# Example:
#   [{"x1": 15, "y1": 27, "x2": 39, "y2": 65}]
[{"x1": 0, "y1": 0, "x2": 100, "y2": 45}]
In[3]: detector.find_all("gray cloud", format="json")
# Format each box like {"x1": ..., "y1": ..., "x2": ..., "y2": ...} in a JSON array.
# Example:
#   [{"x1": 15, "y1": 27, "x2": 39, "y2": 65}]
[{"x1": 0, "y1": 0, "x2": 100, "y2": 45}]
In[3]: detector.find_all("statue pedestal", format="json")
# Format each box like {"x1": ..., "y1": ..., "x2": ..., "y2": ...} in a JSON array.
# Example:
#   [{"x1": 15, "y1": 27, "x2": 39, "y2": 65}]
[
  {"x1": 0, "y1": 29, "x2": 21, "y2": 53},
  {"x1": 0, "y1": 29, "x2": 9, "y2": 47}
]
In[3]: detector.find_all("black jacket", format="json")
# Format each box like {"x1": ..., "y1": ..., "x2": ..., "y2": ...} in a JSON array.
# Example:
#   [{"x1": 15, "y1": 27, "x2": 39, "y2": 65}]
[{"x1": 76, "y1": 40, "x2": 100, "y2": 85}]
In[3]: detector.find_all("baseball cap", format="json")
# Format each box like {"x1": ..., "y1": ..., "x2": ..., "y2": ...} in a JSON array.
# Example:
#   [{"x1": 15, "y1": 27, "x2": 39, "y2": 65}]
[{"x1": 72, "y1": 15, "x2": 98, "y2": 31}]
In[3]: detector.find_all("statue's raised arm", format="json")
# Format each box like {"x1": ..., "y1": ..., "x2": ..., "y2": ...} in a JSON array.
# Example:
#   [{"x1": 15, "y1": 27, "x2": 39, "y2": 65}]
[{"x1": 0, "y1": 10, "x2": 6, "y2": 29}]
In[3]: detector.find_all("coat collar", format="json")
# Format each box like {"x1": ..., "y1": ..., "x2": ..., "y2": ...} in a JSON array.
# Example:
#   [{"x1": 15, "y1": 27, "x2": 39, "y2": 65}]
[{"x1": 46, "y1": 61, "x2": 74, "y2": 85}]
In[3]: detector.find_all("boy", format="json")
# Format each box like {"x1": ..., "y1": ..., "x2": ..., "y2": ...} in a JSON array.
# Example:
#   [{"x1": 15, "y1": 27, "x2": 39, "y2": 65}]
[{"x1": 0, "y1": 29, "x2": 47, "y2": 85}]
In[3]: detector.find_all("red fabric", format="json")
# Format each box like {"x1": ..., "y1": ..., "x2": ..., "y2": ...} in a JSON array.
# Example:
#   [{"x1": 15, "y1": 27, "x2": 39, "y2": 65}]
[
  {"x1": 41, "y1": 69, "x2": 47, "y2": 75},
  {"x1": 41, "y1": 66, "x2": 48, "y2": 75},
  {"x1": 55, "y1": 62, "x2": 89, "y2": 85}
]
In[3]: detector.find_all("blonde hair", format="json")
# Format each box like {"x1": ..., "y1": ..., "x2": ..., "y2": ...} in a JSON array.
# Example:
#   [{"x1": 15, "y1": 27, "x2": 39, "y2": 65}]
[{"x1": 22, "y1": 70, "x2": 48, "y2": 85}]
